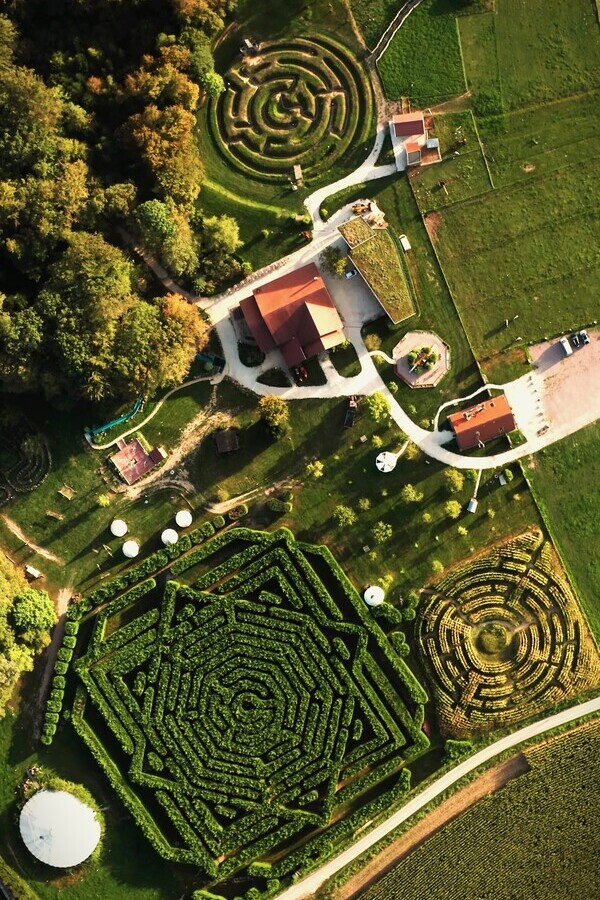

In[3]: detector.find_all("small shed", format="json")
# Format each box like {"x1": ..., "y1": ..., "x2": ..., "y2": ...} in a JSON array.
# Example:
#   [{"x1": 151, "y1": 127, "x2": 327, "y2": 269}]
[
  {"x1": 405, "y1": 142, "x2": 422, "y2": 166},
  {"x1": 214, "y1": 428, "x2": 240, "y2": 455},
  {"x1": 25, "y1": 565, "x2": 42, "y2": 580},
  {"x1": 467, "y1": 498, "x2": 478, "y2": 513}
]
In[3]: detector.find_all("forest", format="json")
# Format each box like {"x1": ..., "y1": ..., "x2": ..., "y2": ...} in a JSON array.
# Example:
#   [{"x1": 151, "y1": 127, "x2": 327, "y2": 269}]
[{"x1": 0, "y1": 0, "x2": 243, "y2": 407}]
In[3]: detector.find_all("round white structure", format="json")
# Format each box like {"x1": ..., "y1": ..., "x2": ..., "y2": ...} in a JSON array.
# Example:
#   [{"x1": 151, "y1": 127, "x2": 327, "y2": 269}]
[
  {"x1": 375, "y1": 451, "x2": 397, "y2": 473},
  {"x1": 161, "y1": 528, "x2": 179, "y2": 546},
  {"x1": 110, "y1": 519, "x2": 128, "y2": 538},
  {"x1": 19, "y1": 790, "x2": 101, "y2": 868},
  {"x1": 175, "y1": 509, "x2": 193, "y2": 529},
  {"x1": 122, "y1": 539, "x2": 140, "y2": 559},
  {"x1": 364, "y1": 585, "x2": 385, "y2": 607}
]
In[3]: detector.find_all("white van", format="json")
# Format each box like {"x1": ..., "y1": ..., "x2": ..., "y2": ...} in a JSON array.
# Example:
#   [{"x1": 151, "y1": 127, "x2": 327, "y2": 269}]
[
  {"x1": 399, "y1": 234, "x2": 411, "y2": 252},
  {"x1": 559, "y1": 336, "x2": 573, "y2": 356}
]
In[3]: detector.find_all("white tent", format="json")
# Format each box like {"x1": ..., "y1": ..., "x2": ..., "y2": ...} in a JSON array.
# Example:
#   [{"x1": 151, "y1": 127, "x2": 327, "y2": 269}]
[
  {"x1": 110, "y1": 519, "x2": 128, "y2": 537},
  {"x1": 161, "y1": 528, "x2": 178, "y2": 546},
  {"x1": 375, "y1": 451, "x2": 397, "y2": 473},
  {"x1": 175, "y1": 509, "x2": 193, "y2": 528},
  {"x1": 19, "y1": 790, "x2": 101, "y2": 868},
  {"x1": 122, "y1": 539, "x2": 140, "y2": 558},
  {"x1": 364, "y1": 585, "x2": 385, "y2": 607}
]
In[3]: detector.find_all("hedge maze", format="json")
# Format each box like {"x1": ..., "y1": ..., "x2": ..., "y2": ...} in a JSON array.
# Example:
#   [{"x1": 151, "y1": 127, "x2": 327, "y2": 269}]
[
  {"x1": 212, "y1": 36, "x2": 373, "y2": 181},
  {"x1": 416, "y1": 530, "x2": 599, "y2": 738},
  {"x1": 0, "y1": 409, "x2": 50, "y2": 507},
  {"x1": 69, "y1": 528, "x2": 428, "y2": 882}
]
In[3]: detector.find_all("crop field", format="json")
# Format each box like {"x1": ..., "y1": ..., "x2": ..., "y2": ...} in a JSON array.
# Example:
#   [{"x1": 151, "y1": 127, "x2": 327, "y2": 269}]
[
  {"x1": 416, "y1": 529, "x2": 599, "y2": 737},
  {"x1": 211, "y1": 35, "x2": 373, "y2": 182},
  {"x1": 360, "y1": 717, "x2": 600, "y2": 900},
  {"x1": 377, "y1": 0, "x2": 467, "y2": 104},
  {"x1": 525, "y1": 422, "x2": 600, "y2": 645},
  {"x1": 65, "y1": 528, "x2": 428, "y2": 889}
]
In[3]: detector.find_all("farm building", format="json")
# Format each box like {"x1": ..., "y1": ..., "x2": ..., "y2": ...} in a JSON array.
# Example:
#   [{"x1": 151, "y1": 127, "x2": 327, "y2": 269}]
[
  {"x1": 389, "y1": 111, "x2": 441, "y2": 171},
  {"x1": 234, "y1": 263, "x2": 345, "y2": 368},
  {"x1": 448, "y1": 395, "x2": 516, "y2": 450},
  {"x1": 109, "y1": 438, "x2": 166, "y2": 485}
]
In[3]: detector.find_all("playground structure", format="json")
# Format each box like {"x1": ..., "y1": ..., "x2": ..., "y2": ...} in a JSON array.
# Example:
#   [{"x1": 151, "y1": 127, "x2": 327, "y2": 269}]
[{"x1": 84, "y1": 396, "x2": 143, "y2": 442}]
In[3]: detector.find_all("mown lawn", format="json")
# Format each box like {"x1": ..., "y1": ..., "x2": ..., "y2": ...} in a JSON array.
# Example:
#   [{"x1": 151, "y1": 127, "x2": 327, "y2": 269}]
[
  {"x1": 377, "y1": 0, "x2": 467, "y2": 103},
  {"x1": 524, "y1": 421, "x2": 600, "y2": 644},
  {"x1": 348, "y1": 0, "x2": 405, "y2": 49}
]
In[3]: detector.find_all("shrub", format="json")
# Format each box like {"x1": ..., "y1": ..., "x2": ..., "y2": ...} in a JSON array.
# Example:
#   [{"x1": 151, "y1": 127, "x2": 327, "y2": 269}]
[
  {"x1": 333, "y1": 505, "x2": 357, "y2": 527},
  {"x1": 306, "y1": 460, "x2": 324, "y2": 479},
  {"x1": 444, "y1": 500, "x2": 462, "y2": 520},
  {"x1": 431, "y1": 559, "x2": 444, "y2": 575},
  {"x1": 487, "y1": 507, "x2": 496, "y2": 519},
  {"x1": 365, "y1": 391, "x2": 391, "y2": 425},
  {"x1": 372, "y1": 435, "x2": 383, "y2": 449},
  {"x1": 371, "y1": 521, "x2": 393, "y2": 544},
  {"x1": 401, "y1": 484, "x2": 423, "y2": 504},
  {"x1": 227, "y1": 504, "x2": 248, "y2": 521},
  {"x1": 363, "y1": 333, "x2": 382, "y2": 352},
  {"x1": 457, "y1": 525, "x2": 468, "y2": 536},
  {"x1": 422, "y1": 511, "x2": 432, "y2": 524},
  {"x1": 259, "y1": 395, "x2": 290, "y2": 438},
  {"x1": 443, "y1": 468, "x2": 465, "y2": 494},
  {"x1": 358, "y1": 497, "x2": 371, "y2": 511},
  {"x1": 212, "y1": 514, "x2": 226, "y2": 529},
  {"x1": 388, "y1": 380, "x2": 399, "y2": 394},
  {"x1": 504, "y1": 468, "x2": 514, "y2": 482}
]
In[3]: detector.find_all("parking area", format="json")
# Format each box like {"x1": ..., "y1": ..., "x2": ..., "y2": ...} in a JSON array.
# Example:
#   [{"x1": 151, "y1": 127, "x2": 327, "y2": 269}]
[{"x1": 529, "y1": 329, "x2": 600, "y2": 437}]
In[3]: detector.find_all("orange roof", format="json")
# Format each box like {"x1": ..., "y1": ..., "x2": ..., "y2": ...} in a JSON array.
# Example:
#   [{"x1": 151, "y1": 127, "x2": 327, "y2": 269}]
[
  {"x1": 239, "y1": 263, "x2": 344, "y2": 367},
  {"x1": 405, "y1": 142, "x2": 421, "y2": 154},
  {"x1": 392, "y1": 111, "x2": 425, "y2": 137},
  {"x1": 448, "y1": 395, "x2": 516, "y2": 450}
]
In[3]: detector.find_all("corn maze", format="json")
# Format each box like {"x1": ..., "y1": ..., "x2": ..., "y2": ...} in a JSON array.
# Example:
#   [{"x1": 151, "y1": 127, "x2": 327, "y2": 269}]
[
  {"x1": 70, "y1": 528, "x2": 428, "y2": 883},
  {"x1": 416, "y1": 530, "x2": 598, "y2": 738},
  {"x1": 211, "y1": 36, "x2": 373, "y2": 181}
]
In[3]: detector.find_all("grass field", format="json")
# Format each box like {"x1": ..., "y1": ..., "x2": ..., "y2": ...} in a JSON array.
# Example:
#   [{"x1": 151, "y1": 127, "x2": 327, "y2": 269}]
[
  {"x1": 377, "y1": 0, "x2": 467, "y2": 104},
  {"x1": 360, "y1": 717, "x2": 600, "y2": 900},
  {"x1": 525, "y1": 421, "x2": 600, "y2": 645},
  {"x1": 349, "y1": 0, "x2": 405, "y2": 49}
]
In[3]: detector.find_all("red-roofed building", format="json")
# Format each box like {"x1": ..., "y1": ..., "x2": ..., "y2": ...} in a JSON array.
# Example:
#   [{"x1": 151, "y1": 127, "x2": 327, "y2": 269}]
[
  {"x1": 237, "y1": 263, "x2": 345, "y2": 368},
  {"x1": 389, "y1": 111, "x2": 441, "y2": 170},
  {"x1": 448, "y1": 395, "x2": 517, "y2": 450},
  {"x1": 392, "y1": 112, "x2": 426, "y2": 137}
]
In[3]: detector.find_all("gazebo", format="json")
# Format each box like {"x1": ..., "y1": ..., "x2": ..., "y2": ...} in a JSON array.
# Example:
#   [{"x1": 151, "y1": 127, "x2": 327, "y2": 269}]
[
  {"x1": 122, "y1": 540, "x2": 140, "y2": 559},
  {"x1": 161, "y1": 528, "x2": 178, "y2": 546},
  {"x1": 364, "y1": 585, "x2": 385, "y2": 607},
  {"x1": 19, "y1": 790, "x2": 101, "y2": 868},
  {"x1": 110, "y1": 519, "x2": 127, "y2": 537},
  {"x1": 175, "y1": 509, "x2": 193, "y2": 529}
]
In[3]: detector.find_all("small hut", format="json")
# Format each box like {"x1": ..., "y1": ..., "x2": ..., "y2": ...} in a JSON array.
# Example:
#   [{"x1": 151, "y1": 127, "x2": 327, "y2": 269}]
[{"x1": 214, "y1": 428, "x2": 240, "y2": 455}]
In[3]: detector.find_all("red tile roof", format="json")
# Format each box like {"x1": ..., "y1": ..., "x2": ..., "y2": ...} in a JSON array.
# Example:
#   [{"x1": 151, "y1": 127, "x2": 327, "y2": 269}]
[
  {"x1": 110, "y1": 439, "x2": 165, "y2": 485},
  {"x1": 239, "y1": 263, "x2": 344, "y2": 366},
  {"x1": 448, "y1": 395, "x2": 516, "y2": 450},
  {"x1": 392, "y1": 112, "x2": 425, "y2": 137},
  {"x1": 405, "y1": 141, "x2": 421, "y2": 154}
]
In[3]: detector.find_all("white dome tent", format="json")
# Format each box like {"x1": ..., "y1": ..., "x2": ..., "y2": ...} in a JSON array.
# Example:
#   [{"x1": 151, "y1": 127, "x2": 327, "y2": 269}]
[
  {"x1": 161, "y1": 528, "x2": 178, "y2": 546},
  {"x1": 19, "y1": 790, "x2": 101, "y2": 868},
  {"x1": 364, "y1": 585, "x2": 385, "y2": 607},
  {"x1": 175, "y1": 509, "x2": 193, "y2": 529},
  {"x1": 110, "y1": 519, "x2": 128, "y2": 538},
  {"x1": 122, "y1": 539, "x2": 140, "y2": 559}
]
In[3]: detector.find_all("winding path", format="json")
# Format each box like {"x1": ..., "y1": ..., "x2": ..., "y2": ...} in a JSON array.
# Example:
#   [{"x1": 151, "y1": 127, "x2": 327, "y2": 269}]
[{"x1": 276, "y1": 695, "x2": 600, "y2": 900}]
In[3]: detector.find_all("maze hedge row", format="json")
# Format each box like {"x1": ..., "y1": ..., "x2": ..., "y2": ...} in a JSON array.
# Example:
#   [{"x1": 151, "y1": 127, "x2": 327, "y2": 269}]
[
  {"x1": 416, "y1": 529, "x2": 599, "y2": 737},
  {"x1": 69, "y1": 528, "x2": 428, "y2": 882},
  {"x1": 211, "y1": 36, "x2": 373, "y2": 181}
]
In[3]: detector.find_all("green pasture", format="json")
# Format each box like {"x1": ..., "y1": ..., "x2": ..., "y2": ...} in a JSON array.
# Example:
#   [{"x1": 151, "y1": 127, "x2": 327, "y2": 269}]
[
  {"x1": 410, "y1": 111, "x2": 493, "y2": 212},
  {"x1": 525, "y1": 422, "x2": 600, "y2": 645},
  {"x1": 377, "y1": 0, "x2": 467, "y2": 104},
  {"x1": 349, "y1": 0, "x2": 405, "y2": 49},
  {"x1": 361, "y1": 717, "x2": 600, "y2": 900}
]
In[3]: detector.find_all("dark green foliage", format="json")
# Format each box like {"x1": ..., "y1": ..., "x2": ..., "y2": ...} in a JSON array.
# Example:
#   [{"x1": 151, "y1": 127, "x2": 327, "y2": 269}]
[{"x1": 69, "y1": 528, "x2": 428, "y2": 879}]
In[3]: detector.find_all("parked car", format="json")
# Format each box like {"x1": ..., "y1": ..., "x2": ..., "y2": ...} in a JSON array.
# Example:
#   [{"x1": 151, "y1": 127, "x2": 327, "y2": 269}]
[
  {"x1": 559, "y1": 336, "x2": 573, "y2": 356},
  {"x1": 345, "y1": 269, "x2": 357, "y2": 279},
  {"x1": 571, "y1": 332, "x2": 580, "y2": 348},
  {"x1": 580, "y1": 329, "x2": 590, "y2": 345}
]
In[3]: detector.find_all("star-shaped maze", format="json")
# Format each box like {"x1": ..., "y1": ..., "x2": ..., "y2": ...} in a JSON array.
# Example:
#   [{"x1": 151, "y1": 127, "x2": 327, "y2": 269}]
[{"x1": 72, "y1": 529, "x2": 428, "y2": 876}]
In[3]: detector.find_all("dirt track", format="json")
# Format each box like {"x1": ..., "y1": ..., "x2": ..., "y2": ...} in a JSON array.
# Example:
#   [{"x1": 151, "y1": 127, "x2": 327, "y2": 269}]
[
  {"x1": 1, "y1": 515, "x2": 63, "y2": 563},
  {"x1": 331, "y1": 753, "x2": 530, "y2": 900}
]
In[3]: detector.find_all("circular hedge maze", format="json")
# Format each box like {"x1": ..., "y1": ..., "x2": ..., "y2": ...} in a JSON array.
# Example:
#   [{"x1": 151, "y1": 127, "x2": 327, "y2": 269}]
[
  {"x1": 211, "y1": 36, "x2": 373, "y2": 181},
  {"x1": 416, "y1": 530, "x2": 599, "y2": 738},
  {"x1": 0, "y1": 408, "x2": 50, "y2": 507},
  {"x1": 71, "y1": 528, "x2": 428, "y2": 882}
]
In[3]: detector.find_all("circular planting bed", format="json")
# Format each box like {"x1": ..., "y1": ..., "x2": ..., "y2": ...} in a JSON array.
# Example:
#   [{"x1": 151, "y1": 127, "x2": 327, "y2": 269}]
[
  {"x1": 211, "y1": 36, "x2": 373, "y2": 181},
  {"x1": 416, "y1": 530, "x2": 598, "y2": 737}
]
